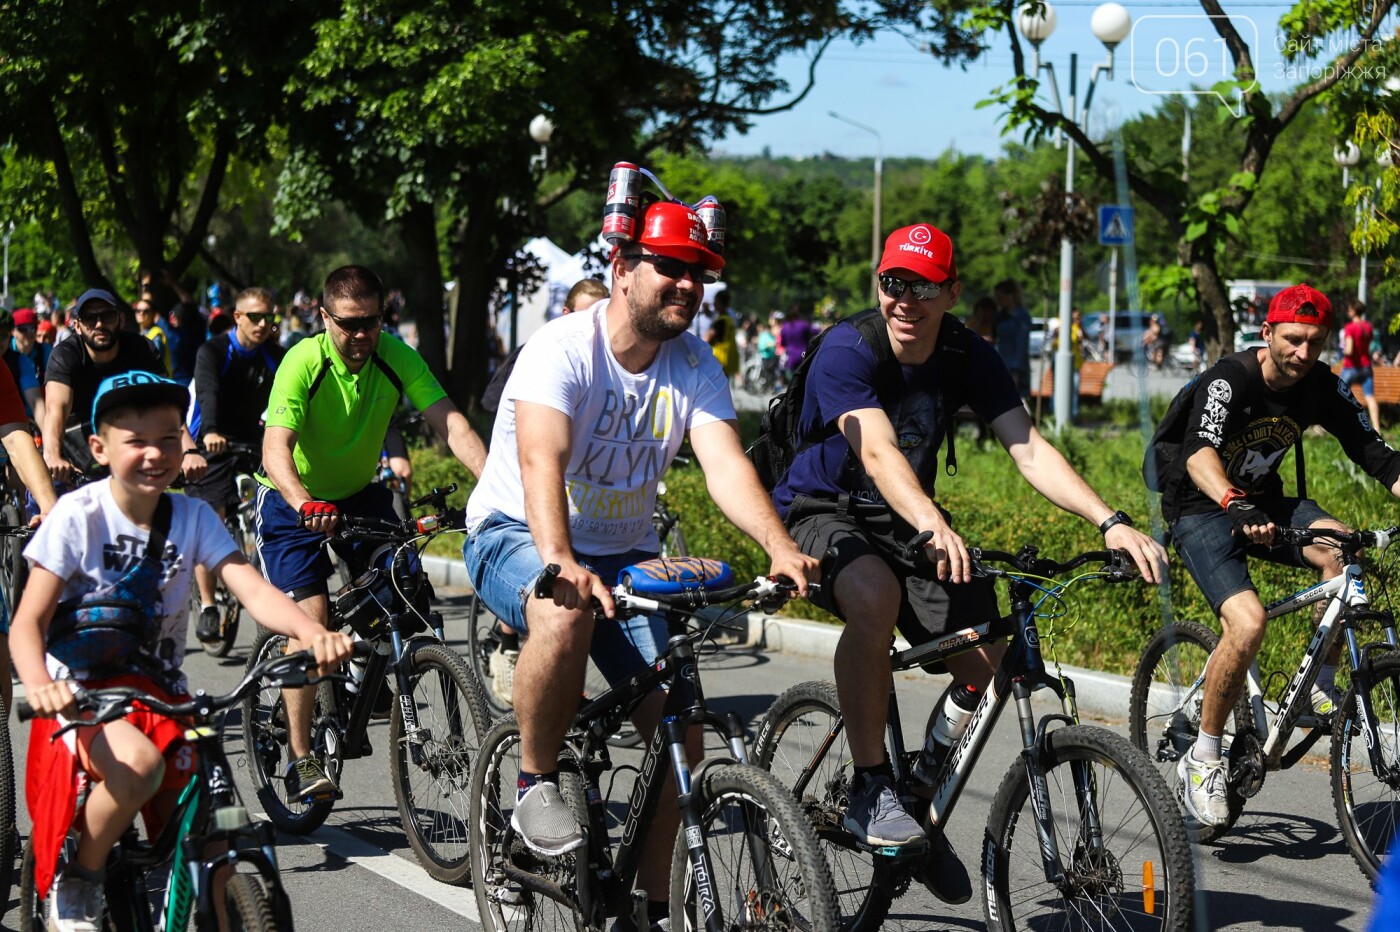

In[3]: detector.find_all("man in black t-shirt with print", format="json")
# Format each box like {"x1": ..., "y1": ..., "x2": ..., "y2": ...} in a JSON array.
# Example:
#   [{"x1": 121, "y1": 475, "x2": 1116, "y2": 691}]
[
  {"x1": 42, "y1": 288, "x2": 208, "y2": 484},
  {"x1": 1161, "y1": 284, "x2": 1400, "y2": 829}
]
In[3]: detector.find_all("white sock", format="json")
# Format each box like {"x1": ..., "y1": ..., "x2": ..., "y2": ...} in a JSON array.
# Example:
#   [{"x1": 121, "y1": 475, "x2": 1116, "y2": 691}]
[
  {"x1": 201, "y1": 603, "x2": 216, "y2": 611},
  {"x1": 1317, "y1": 664, "x2": 1338, "y2": 693},
  {"x1": 1192, "y1": 730, "x2": 1223, "y2": 763}
]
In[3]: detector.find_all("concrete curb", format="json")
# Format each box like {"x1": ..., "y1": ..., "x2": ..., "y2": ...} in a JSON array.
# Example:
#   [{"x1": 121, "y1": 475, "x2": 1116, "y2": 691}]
[{"x1": 422, "y1": 554, "x2": 1133, "y2": 723}]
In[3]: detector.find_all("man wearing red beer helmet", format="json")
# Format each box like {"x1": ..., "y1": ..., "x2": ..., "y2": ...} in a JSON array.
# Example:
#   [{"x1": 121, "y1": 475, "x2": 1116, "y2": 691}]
[
  {"x1": 463, "y1": 197, "x2": 817, "y2": 928},
  {"x1": 1157, "y1": 283, "x2": 1400, "y2": 828},
  {"x1": 772, "y1": 222, "x2": 1163, "y2": 903}
]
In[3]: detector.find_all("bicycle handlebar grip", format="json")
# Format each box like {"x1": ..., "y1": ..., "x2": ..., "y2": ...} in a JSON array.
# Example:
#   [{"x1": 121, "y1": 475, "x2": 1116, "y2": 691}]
[
  {"x1": 15, "y1": 699, "x2": 33, "y2": 722},
  {"x1": 902, "y1": 531, "x2": 934, "y2": 562},
  {"x1": 535, "y1": 564, "x2": 561, "y2": 600}
]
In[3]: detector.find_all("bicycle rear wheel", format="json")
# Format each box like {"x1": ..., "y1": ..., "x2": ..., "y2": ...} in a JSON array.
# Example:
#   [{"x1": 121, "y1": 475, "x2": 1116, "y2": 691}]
[
  {"x1": 470, "y1": 716, "x2": 588, "y2": 932},
  {"x1": 1128, "y1": 619, "x2": 1250, "y2": 842},
  {"x1": 669, "y1": 762, "x2": 839, "y2": 932},
  {"x1": 468, "y1": 592, "x2": 515, "y2": 716},
  {"x1": 752, "y1": 681, "x2": 901, "y2": 930},
  {"x1": 0, "y1": 693, "x2": 16, "y2": 914},
  {"x1": 1332, "y1": 651, "x2": 1400, "y2": 882},
  {"x1": 984, "y1": 724, "x2": 1194, "y2": 932},
  {"x1": 391, "y1": 641, "x2": 491, "y2": 884},
  {"x1": 241, "y1": 629, "x2": 339, "y2": 834},
  {"x1": 0, "y1": 499, "x2": 28, "y2": 620}
]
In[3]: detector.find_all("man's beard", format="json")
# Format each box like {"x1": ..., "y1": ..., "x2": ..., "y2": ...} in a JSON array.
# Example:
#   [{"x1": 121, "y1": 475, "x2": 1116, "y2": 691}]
[
  {"x1": 80, "y1": 329, "x2": 112, "y2": 353},
  {"x1": 629, "y1": 290, "x2": 692, "y2": 343}
]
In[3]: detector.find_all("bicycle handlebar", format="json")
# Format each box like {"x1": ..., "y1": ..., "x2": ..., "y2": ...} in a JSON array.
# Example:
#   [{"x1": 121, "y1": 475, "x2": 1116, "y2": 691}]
[
  {"x1": 534, "y1": 562, "x2": 805, "y2": 618},
  {"x1": 899, "y1": 530, "x2": 1137, "y2": 581},
  {"x1": 1270, "y1": 525, "x2": 1400, "y2": 553},
  {"x1": 16, "y1": 641, "x2": 375, "y2": 732}
]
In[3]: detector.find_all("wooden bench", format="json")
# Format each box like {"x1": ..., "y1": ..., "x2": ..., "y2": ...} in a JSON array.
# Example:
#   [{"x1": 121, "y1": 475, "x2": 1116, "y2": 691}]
[
  {"x1": 1331, "y1": 363, "x2": 1400, "y2": 407},
  {"x1": 1030, "y1": 360, "x2": 1114, "y2": 403}
]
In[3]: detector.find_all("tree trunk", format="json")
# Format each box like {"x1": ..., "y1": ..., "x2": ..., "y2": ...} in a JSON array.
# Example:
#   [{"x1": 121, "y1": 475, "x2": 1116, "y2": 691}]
[
  {"x1": 399, "y1": 201, "x2": 447, "y2": 383},
  {"x1": 447, "y1": 205, "x2": 497, "y2": 413},
  {"x1": 1187, "y1": 237, "x2": 1234, "y2": 362}
]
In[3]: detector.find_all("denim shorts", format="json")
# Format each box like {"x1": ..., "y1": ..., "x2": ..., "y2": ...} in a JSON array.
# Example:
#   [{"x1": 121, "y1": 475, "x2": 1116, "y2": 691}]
[
  {"x1": 1171, "y1": 497, "x2": 1334, "y2": 614},
  {"x1": 1341, "y1": 365, "x2": 1375, "y2": 396},
  {"x1": 462, "y1": 511, "x2": 666, "y2": 687},
  {"x1": 255, "y1": 482, "x2": 400, "y2": 596}
]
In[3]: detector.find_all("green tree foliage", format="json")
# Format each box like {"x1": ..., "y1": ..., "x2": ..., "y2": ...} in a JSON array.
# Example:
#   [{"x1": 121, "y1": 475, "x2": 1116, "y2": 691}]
[{"x1": 0, "y1": 0, "x2": 324, "y2": 299}]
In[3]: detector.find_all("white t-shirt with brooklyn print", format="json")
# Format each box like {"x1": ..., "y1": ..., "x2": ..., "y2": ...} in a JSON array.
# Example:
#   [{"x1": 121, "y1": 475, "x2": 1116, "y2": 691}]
[
  {"x1": 466, "y1": 301, "x2": 736, "y2": 554},
  {"x1": 24, "y1": 479, "x2": 239, "y2": 693}
]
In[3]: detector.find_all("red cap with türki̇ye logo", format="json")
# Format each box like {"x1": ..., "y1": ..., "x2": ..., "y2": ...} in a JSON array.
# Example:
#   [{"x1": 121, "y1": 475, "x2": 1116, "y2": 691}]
[{"x1": 878, "y1": 224, "x2": 957, "y2": 283}]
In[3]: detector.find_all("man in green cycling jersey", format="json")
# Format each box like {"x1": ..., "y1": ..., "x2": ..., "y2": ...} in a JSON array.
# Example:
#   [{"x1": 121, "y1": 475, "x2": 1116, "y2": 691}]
[{"x1": 256, "y1": 265, "x2": 487, "y2": 798}]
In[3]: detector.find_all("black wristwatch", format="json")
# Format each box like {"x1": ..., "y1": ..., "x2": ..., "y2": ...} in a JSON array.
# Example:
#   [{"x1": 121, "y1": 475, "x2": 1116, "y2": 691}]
[
  {"x1": 182, "y1": 449, "x2": 201, "y2": 458},
  {"x1": 1098, "y1": 510, "x2": 1134, "y2": 536}
]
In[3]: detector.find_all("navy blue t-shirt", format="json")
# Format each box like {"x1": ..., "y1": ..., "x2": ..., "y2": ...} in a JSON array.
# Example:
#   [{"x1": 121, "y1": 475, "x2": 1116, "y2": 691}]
[{"x1": 773, "y1": 318, "x2": 1022, "y2": 517}]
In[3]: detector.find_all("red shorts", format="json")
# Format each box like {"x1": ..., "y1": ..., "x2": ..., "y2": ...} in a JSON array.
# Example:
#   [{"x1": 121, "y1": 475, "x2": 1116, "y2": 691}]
[{"x1": 26, "y1": 674, "x2": 197, "y2": 901}]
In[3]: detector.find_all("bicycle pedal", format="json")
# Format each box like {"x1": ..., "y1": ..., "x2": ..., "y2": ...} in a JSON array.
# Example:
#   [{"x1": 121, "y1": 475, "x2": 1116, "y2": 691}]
[{"x1": 859, "y1": 839, "x2": 928, "y2": 859}]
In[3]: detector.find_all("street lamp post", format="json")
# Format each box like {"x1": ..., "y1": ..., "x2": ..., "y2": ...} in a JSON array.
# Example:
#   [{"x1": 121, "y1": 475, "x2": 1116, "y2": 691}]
[
  {"x1": 508, "y1": 114, "x2": 556, "y2": 352},
  {"x1": 1017, "y1": 1, "x2": 1130, "y2": 431},
  {"x1": 1334, "y1": 142, "x2": 1369, "y2": 304},
  {"x1": 830, "y1": 111, "x2": 883, "y2": 304}
]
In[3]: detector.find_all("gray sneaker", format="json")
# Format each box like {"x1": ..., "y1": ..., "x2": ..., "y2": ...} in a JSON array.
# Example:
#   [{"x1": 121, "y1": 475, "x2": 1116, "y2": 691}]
[
  {"x1": 1311, "y1": 683, "x2": 1345, "y2": 721},
  {"x1": 511, "y1": 781, "x2": 585, "y2": 856},
  {"x1": 841, "y1": 776, "x2": 925, "y2": 847},
  {"x1": 48, "y1": 868, "x2": 105, "y2": 932},
  {"x1": 1177, "y1": 750, "x2": 1230, "y2": 827}
]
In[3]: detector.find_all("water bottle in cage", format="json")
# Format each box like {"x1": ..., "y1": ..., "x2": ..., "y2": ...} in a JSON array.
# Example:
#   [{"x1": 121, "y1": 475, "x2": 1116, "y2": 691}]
[{"x1": 913, "y1": 683, "x2": 979, "y2": 784}]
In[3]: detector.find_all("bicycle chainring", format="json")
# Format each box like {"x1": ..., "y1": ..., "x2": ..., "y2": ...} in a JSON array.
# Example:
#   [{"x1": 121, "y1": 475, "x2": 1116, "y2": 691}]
[{"x1": 1228, "y1": 730, "x2": 1265, "y2": 799}]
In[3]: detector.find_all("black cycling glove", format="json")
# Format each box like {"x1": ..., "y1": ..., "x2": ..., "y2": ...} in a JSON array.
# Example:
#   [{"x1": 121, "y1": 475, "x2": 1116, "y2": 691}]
[{"x1": 1226, "y1": 498, "x2": 1271, "y2": 536}]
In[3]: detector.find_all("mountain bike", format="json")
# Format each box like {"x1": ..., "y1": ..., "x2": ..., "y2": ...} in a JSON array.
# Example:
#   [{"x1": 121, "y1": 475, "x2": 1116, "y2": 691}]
[
  {"x1": 0, "y1": 521, "x2": 31, "y2": 911},
  {"x1": 0, "y1": 488, "x2": 30, "y2": 622},
  {"x1": 755, "y1": 541, "x2": 1195, "y2": 932},
  {"x1": 467, "y1": 471, "x2": 690, "y2": 729},
  {"x1": 189, "y1": 441, "x2": 262, "y2": 658},
  {"x1": 470, "y1": 557, "x2": 839, "y2": 932},
  {"x1": 241, "y1": 485, "x2": 491, "y2": 884},
  {"x1": 1129, "y1": 524, "x2": 1400, "y2": 881},
  {"x1": 15, "y1": 642, "x2": 343, "y2": 931}
]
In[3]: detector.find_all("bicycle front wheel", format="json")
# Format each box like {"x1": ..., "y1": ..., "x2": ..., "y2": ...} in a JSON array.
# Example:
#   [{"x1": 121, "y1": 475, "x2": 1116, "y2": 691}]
[
  {"x1": 470, "y1": 716, "x2": 588, "y2": 932},
  {"x1": 391, "y1": 641, "x2": 491, "y2": 884},
  {"x1": 241, "y1": 629, "x2": 339, "y2": 834},
  {"x1": 752, "y1": 680, "x2": 900, "y2": 930},
  {"x1": 0, "y1": 499, "x2": 27, "y2": 620},
  {"x1": 669, "y1": 762, "x2": 839, "y2": 932},
  {"x1": 984, "y1": 724, "x2": 1194, "y2": 932},
  {"x1": 225, "y1": 873, "x2": 281, "y2": 931},
  {"x1": 468, "y1": 592, "x2": 515, "y2": 716},
  {"x1": 1332, "y1": 650, "x2": 1400, "y2": 882},
  {"x1": 1128, "y1": 619, "x2": 1250, "y2": 842}
]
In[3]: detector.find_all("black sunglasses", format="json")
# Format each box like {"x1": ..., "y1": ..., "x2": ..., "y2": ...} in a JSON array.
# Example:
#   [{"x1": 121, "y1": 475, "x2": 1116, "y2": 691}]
[
  {"x1": 78, "y1": 308, "x2": 122, "y2": 328},
  {"x1": 632, "y1": 253, "x2": 720, "y2": 285},
  {"x1": 879, "y1": 274, "x2": 950, "y2": 302},
  {"x1": 324, "y1": 310, "x2": 383, "y2": 334},
  {"x1": 240, "y1": 312, "x2": 276, "y2": 324}
]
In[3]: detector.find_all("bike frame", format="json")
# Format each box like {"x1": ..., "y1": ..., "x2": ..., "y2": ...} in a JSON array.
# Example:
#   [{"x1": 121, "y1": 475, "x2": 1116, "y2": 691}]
[{"x1": 499, "y1": 609, "x2": 762, "y2": 932}]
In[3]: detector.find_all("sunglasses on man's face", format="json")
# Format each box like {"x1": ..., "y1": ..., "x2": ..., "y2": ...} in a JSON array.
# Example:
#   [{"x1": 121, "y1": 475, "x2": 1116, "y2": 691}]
[
  {"x1": 633, "y1": 253, "x2": 721, "y2": 285},
  {"x1": 79, "y1": 309, "x2": 122, "y2": 328},
  {"x1": 324, "y1": 310, "x2": 383, "y2": 334},
  {"x1": 879, "y1": 274, "x2": 949, "y2": 302},
  {"x1": 15, "y1": 326, "x2": 34, "y2": 335},
  {"x1": 240, "y1": 312, "x2": 276, "y2": 325}
]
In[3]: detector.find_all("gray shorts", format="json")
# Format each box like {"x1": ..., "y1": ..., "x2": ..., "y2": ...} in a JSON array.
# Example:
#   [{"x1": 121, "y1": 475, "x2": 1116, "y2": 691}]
[
  {"x1": 1171, "y1": 497, "x2": 1334, "y2": 614},
  {"x1": 786, "y1": 496, "x2": 998, "y2": 646}
]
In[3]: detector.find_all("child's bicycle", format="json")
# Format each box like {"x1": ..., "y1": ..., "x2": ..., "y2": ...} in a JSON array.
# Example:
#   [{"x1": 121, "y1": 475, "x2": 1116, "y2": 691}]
[
  {"x1": 1129, "y1": 524, "x2": 1400, "y2": 881},
  {"x1": 241, "y1": 485, "x2": 491, "y2": 884},
  {"x1": 189, "y1": 441, "x2": 263, "y2": 658},
  {"x1": 15, "y1": 642, "x2": 348, "y2": 931},
  {"x1": 470, "y1": 558, "x2": 840, "y2": 932},
  {"x1": 755, "y1": 539, "x2": 1195, "y2": 932}
]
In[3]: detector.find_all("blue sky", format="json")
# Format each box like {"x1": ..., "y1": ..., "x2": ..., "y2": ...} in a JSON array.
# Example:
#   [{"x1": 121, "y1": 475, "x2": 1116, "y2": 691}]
[{"x1": 712, "y1": 2, "x2": 1357, "y2": 161}]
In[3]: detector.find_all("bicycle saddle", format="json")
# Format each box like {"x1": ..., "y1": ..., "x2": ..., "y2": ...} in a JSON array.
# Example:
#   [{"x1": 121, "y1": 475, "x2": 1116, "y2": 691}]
[{"x1": 619, "y1": 557, "x2": 735, "y2": 594}]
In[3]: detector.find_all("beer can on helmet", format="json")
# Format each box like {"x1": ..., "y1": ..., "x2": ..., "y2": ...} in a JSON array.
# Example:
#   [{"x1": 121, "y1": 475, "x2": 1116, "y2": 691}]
[
  {"x1": 693, "y1": 196, "x2": 726, "y2": 258},
  {"x1": 601, "y1": 162, "x2": 642, "y2": 246}
]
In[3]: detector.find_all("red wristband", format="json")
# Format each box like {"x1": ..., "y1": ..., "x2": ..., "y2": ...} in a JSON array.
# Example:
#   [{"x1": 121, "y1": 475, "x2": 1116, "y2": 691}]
[{"x1": 1219, "y1": 487, "x2": 1248, "y2": 510}]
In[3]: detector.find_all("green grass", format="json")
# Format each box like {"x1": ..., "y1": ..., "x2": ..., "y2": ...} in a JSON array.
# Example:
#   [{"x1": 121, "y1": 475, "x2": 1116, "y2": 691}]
[{"x1": 407, "y1": 410, "x2": 1400, "y2": 683}]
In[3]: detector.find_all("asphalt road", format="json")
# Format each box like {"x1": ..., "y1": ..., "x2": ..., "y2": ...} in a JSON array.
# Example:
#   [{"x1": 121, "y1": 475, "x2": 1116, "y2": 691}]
[{"x1": 3, "y1": 588, "x2": 1380, "y2": 931}]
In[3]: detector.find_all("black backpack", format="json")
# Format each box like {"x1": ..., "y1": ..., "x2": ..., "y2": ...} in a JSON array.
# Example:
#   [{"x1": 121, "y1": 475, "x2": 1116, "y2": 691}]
[
  {"x1": 1142, "y1": 350, "x2": 1305, "y2": 495},
  {"x1": 747, "y1": 310, "x2": 970, "y2": 492}
]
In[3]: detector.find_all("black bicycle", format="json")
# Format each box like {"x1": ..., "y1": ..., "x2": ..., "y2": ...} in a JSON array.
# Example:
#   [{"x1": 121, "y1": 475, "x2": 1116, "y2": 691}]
[
  {"x1": 189, "y1": 441, "x2": 263, "y2": 658},
  {"x1": 470, "y1": 557, "x2": 839, "y2": 932},
  {"x1": 0, "y1": 521, "x2": 30, "y2": 910},
  {"x1": 241, "y1": 485, "x2": 490, "y2": 884},
  {"x1": 755, "y1": 541, "x2": 1195, "y2": 932},
  {"x1": 15, "y1": 642, "x2": 345, "y2": 931}
]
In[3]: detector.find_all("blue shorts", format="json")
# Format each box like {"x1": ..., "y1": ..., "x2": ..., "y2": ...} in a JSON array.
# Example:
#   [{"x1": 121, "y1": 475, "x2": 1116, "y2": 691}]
[
  {"x1": 462, "y1": 511, "x2": 665, "y2": 687},
  {"x1": 255, "y1": 482, "x2": 400, "y2": 595},
  {"x1": 1341, "y1": 366, "x2": 1375, "y2": 397},
  {"x1": 1171, "y1": 497, "x2": 1333, "y2": 614}
]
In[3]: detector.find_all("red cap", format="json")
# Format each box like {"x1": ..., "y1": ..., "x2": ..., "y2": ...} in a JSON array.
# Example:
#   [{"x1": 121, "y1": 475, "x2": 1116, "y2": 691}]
[
  {"x1": 1266, "y1": 284, "x2": 1332, "y2": 329},
  {"x1": 635, "y1": 202, "x2": 724, "y2": 272},
  {"x1": 878, "y1": 224, "x2": 957, "y2": 282},
  {"x1": 36, "y1": 320, "x2": 53, "y2": 333},
  {"x1": 11, "y1": 308, "x2": 35, "y2": 326}
]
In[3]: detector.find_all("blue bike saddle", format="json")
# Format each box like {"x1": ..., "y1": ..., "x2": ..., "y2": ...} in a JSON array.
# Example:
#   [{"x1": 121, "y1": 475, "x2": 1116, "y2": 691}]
[{"x1": 619, "y1": 558, "x2": 735, "y2": 595}]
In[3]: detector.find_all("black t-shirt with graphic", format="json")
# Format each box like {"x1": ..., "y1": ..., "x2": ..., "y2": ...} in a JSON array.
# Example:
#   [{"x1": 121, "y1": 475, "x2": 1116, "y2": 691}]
[
  {"x1": 45, "y1": 330, "x2": 163, "y2": 436},
  {"x1": 1164, "y1": 350, "x2": 1400, "y2": 521}
]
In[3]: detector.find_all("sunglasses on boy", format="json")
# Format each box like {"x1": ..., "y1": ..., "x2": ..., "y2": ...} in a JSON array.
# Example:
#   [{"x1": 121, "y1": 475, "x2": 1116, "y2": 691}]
[{"x1": 879, "y1": 274, "x2": 950, "y2": 302}]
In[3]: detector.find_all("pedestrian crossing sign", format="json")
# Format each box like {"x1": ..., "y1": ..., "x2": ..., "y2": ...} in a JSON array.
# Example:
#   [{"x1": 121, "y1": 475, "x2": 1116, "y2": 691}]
[{"x1": 1098, "y1": 205, "x2": 1134, "y2": 246}]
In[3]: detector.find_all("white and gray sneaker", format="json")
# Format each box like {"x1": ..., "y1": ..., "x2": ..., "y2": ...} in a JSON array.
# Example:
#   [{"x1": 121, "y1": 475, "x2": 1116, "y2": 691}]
[
  {"x1": 1310, "y1": 683, "x2": 1345, "y2": 722},
  {"x1": 841, "y1": 775, "x2": 925, "y2": 847},
  {"x1": 512, "y1": 781, "x2": 585, "y2": 856},
  {"x1": 489, "y1": 646, "x2": 519, "y2": 708},
  {"x1": 48, "y1": 868, "x2": 105, "y2": 932},
  {"x1": 1178, "y1": 750, "x2": 1231, "y2": 827}
]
